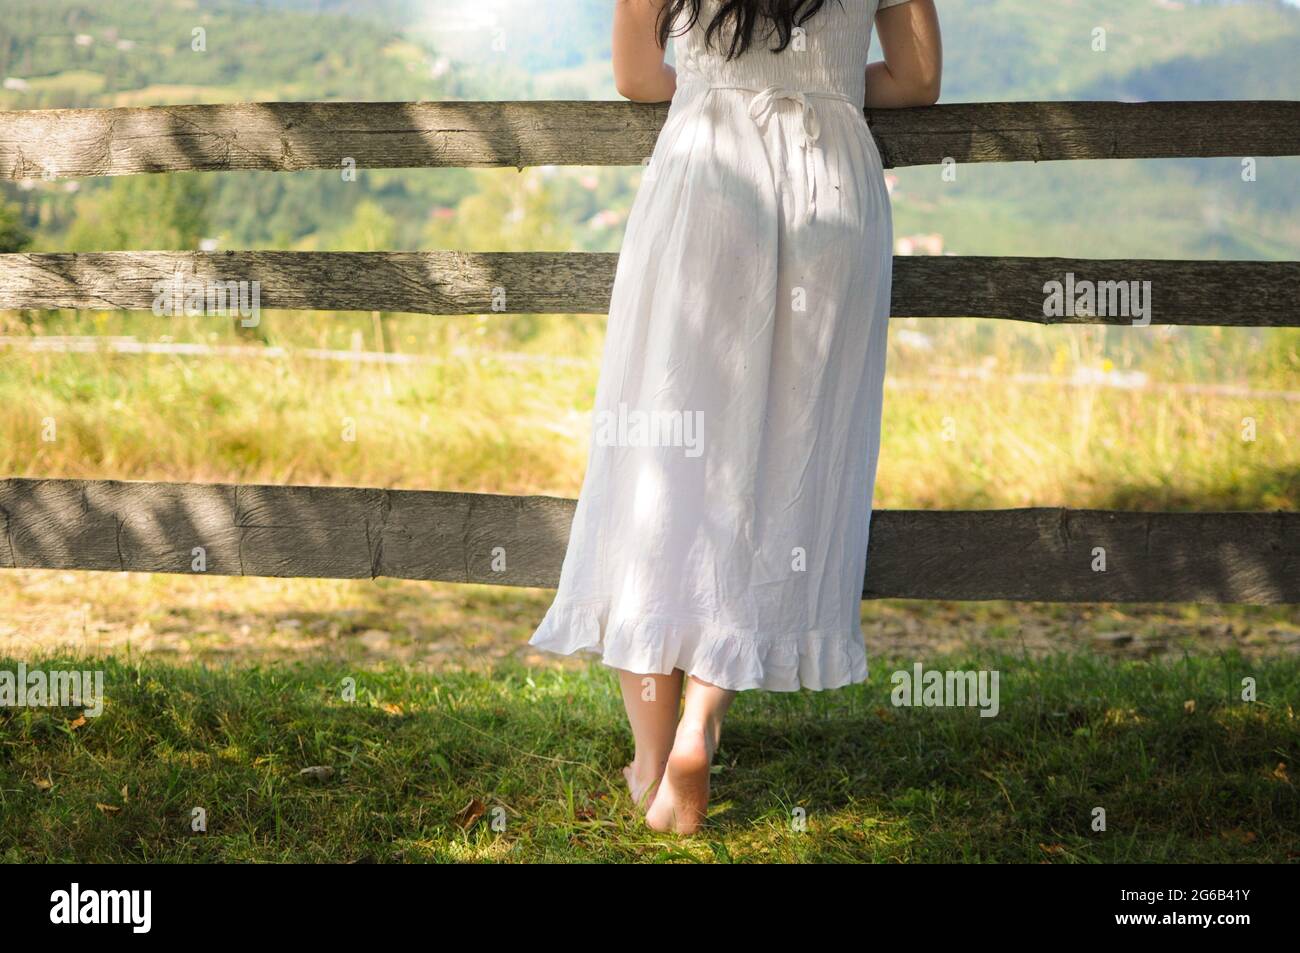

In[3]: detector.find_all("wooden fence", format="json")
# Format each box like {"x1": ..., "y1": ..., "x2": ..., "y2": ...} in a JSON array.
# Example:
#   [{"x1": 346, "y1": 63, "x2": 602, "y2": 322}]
[{"x1": 1, "y1": 99, "x2": 1297, "y2": 603}]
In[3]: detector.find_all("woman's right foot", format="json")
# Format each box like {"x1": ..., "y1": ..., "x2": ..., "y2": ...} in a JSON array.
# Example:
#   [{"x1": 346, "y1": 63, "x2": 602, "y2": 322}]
[{"x1": 645, "y1": 723, "x2": 713, "y2": 835}]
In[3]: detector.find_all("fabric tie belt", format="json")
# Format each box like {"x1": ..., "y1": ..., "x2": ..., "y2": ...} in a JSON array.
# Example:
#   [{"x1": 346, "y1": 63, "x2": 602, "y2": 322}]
[{"x1": 697, "y1": 82, "x2": 860, "y2": 224}]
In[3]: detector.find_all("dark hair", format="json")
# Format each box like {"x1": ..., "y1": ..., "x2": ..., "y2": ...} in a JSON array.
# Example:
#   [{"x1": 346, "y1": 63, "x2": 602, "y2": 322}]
[{"x1": 657, "y1": 0, "x2": 843, "y2": 61}]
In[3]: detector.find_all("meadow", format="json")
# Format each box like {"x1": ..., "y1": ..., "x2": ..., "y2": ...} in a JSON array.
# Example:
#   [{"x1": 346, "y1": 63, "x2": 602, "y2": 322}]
[
  {"x1": 2, "y1": 306, "x2": 1296, "y2": 861},
  {"x1": 4, "y1": 309, "x2": 1295, "y2": 508}
]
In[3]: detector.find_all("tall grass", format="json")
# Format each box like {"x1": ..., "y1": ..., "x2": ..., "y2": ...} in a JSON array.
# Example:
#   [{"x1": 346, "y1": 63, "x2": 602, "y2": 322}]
[{"x1": 3, "y1": 310, "x2": 1295, "y2": 509}]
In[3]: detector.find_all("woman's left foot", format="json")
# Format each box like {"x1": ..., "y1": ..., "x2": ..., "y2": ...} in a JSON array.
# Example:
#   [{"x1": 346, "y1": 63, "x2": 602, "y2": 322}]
[{"x1": 622, "y1": 761, "x2": 663, "y2": 812}]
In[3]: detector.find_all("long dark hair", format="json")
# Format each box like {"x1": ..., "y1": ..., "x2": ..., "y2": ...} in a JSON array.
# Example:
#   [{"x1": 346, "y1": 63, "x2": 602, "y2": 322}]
[{"x1": 657, "y1": 0, "x2": 843, "y2": 61}]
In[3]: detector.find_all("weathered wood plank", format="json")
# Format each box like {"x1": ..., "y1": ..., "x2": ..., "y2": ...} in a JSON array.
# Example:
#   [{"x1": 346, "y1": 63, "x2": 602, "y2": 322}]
[
  {"x1": 1, "y1": 479, "x2": 1294, "y2": 603},
  {"x1": 0, "y1": 100, "x2": 1294, "y2": 178},
  {"x1": 0, "y1": 251, "x2": 619, "y2": 316},
  {"x1": 861, "y1": 508, "x2": 1298, "y2": 604},
  {"x1": 1, "y1": 251, "x2": 1294, "y2": 326},
  {"x1": 866, "y1": 100, "x2": 1300, "y2": 169}
]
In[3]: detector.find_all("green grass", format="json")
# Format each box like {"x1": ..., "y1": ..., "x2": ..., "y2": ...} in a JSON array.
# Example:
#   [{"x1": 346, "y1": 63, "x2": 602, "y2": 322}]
[
  {"x1": 3, "y1": 311, "x2": 1297, "y2": 509},
  {"x1": 2, "y1": 652, "x2": 1296, "y2": 862}
]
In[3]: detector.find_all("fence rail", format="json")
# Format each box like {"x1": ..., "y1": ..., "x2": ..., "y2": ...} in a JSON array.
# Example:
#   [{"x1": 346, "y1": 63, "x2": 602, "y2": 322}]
[
  {"x1": 1, "y1": 100, "x2": 1297, "y2": 177},
  {"x1": 1, "y1": 479, "x2": 1295, "y2": 603},
  {"x1": 2, "y1": 252, "x2": 1296, "y2": 326},
  {"x1": 2, "y1": 99, "x2": 1297, "y2": 604}
]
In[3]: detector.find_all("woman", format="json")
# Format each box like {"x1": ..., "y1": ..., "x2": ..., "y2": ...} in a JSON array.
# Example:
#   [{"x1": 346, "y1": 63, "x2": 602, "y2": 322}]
[{"x1": 530, "y1": 0, "x2": 942, "y2": 834}]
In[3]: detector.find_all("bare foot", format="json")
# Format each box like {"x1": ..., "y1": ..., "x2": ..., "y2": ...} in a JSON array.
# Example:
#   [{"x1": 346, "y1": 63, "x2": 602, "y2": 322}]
[
  {"x1": 645, "y1": 723, "x2": 713, "y2": 835},
  {"x1": 622, "y1": 761, "x2": 663, "y2": 812}
]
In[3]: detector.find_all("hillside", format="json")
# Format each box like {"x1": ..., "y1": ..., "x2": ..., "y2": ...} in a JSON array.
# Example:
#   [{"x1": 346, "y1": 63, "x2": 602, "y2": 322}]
[{"x1": 0, "y1": 0, "x2": 1295, "y2": 267}]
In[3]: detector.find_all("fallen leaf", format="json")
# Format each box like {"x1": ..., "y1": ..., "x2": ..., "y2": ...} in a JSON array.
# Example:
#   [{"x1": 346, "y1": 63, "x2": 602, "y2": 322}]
[
  {"x1": 121, "y1": 784, "x2": 129, "y2": 803},
  {"x1": 1273, "y1": 762, "x2": 1289, "y2": 783},
  {"x1": 380, "y1": 703, "x2": 403, "y2": 715},
  {"x1": 69, "y1": 715, "x2": 87, "y2": 730},
  {"x1": 1039, "y1": 843, "x2": 1067, "y2": 855},
  {"x1": 298, "y1": 766, "x2": 335, "y2": 781},
  {"x1": 95, "y1": 803, "x2": 120, "y2": 814},
  {"x1": 33, "y1": 778, "x2": 52, "y2": 791},
  {"x1": 1183, "y1": 699, "x2": 1196, "y2": 714},
  {"x1": 454, "y1": 797, "x2": 486, "y2": 830}
]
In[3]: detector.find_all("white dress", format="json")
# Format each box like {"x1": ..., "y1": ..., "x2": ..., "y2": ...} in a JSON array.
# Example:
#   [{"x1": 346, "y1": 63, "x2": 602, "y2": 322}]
[{"x1": 529, "y1": 0, "x2": 907, "y2": 691}]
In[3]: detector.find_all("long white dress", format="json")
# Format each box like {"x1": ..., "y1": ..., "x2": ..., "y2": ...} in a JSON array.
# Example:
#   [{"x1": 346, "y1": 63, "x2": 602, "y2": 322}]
[{"x1": 529, "y1": 0, "x2": 907, "y2": 691}]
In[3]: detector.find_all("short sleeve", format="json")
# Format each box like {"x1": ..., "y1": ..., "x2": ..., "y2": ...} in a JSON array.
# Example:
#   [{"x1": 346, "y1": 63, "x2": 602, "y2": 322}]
[{"x1": 877, "y1": 0, "x2": 913, "y2": 9}]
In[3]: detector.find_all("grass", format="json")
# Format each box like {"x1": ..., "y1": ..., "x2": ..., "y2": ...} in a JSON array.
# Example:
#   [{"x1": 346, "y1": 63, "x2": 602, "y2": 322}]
[
  {"x1": 5, "y1": 569, "x2": 1299, "y2": 668},
  {"x1": 1, "y1": 651, "x2": 1296, "y2": 862},
  {"x1": 1, "y1": 247, "x2": 1295, "y2": 864},
  {"x1": 2, "y1": 312, "x2": 1296, "y2": 508}
]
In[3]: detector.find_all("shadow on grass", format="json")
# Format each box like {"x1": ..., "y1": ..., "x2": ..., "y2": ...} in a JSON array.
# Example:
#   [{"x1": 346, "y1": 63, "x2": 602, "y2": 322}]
[{"x1": 702, "y1": 652, "x2": 1299, "y2": 861}]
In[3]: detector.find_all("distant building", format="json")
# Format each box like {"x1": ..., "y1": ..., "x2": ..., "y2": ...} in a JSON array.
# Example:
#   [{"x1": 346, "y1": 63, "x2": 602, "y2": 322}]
[
  {"x1": 895, "y1": 233, "x2": 944, "y2": 256},
  {"x1": 893, "y1": 328, "x2": 934, "y2": 351}
]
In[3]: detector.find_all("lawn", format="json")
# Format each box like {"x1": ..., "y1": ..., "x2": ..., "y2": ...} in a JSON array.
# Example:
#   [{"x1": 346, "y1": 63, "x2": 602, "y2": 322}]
[{"x1": 2, "y1": 651, "x2": 1296, "y2": 862}]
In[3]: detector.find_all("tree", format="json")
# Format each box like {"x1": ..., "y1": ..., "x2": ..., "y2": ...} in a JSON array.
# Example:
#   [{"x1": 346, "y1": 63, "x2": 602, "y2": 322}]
[
  {"x1": 0, "y1": 198, "x2": 32, "y2": 253},
  {"x1": 65, "y1": 173, "x2": 212, "y2": 251}
]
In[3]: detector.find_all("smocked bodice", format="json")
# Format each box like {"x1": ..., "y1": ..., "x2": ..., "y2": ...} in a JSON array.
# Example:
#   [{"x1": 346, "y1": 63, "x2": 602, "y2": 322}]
[{"x1": 673, "y1": 0, "x2": 886, "y2": 105}]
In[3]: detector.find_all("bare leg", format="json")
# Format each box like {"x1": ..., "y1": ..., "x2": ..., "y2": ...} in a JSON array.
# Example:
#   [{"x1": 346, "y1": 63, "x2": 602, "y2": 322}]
[
  {"x1": 646, "y1": 674, "x2": 736, "y2": 835},
  {"x1": 617, "y1": 668, "x2": 684, "y2": 811}
]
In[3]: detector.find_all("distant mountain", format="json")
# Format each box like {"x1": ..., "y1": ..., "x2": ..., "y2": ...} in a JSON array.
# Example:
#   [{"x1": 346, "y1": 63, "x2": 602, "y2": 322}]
[
  {"x1": 6, "y1": 0, "x2": 1295, "y2": 103},
  {"x1": 232, "y1": 0, "x2": 421, "y2": 23},
  {"x1": 387, "y1": 0, "x2": 1300, "y2": 103},
  {"x1": 0, "y1": 0, "x2": 456, "y2": 106},
  {"x1": 928, "y1": 0, "x2": 1300, "y2": 102},
  {"x1": 1, "y1": 0, "x2": 1294, "y2": 265}
]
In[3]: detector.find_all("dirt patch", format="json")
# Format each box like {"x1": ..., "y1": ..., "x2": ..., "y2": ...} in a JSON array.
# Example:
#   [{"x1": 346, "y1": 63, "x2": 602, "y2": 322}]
[{"x1": 1, "y1": 569, "x2": 1296, "y2": 670}]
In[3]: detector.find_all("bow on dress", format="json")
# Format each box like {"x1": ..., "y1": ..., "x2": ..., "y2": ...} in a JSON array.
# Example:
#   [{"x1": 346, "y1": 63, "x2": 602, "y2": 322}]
[{"x1": 746, "y1": 85, "x2": 827, "y2": 224}]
